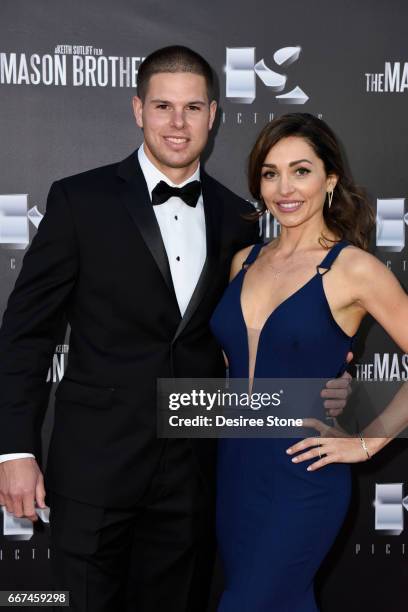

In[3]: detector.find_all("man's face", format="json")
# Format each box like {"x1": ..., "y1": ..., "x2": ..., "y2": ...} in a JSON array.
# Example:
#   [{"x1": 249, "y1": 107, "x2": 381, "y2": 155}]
[{"x1": 133, "y1": 72, "x2": 217, "y2": 181}]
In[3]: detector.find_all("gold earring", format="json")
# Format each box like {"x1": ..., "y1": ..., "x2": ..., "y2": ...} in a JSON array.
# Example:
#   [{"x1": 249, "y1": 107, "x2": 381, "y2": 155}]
[{"x1": 328, "y1": 190, "x2": 334, "y2": 209}]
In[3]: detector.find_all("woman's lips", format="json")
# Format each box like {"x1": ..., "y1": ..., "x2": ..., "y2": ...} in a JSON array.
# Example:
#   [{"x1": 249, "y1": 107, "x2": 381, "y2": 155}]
[{"x1": 275, "y1": 200, "x2": 304, "y2": 213}]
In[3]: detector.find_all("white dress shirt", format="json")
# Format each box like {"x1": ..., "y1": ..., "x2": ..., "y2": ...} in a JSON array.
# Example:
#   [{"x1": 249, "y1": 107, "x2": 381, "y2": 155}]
[
  {"x1": 0, "y1": 143, "x2": 207, "y2": 464},
  {"x1": 0, "y1": 452, "x2": 34, "y2": 463},
  {"x1": 138, "y1": 144, "x2": 206, "y2": 316}
]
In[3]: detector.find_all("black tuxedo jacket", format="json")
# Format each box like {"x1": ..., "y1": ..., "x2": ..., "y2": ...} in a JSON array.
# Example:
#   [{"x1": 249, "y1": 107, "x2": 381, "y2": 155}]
[{"x1": 0, "y1": 151, "x2": 259, "y2": 507}]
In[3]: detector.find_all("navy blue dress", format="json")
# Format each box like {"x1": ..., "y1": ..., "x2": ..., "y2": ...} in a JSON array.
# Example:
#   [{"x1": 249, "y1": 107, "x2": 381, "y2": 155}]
[{"x1": 210, "y1": 241, "x2": 353, "y2": 612}]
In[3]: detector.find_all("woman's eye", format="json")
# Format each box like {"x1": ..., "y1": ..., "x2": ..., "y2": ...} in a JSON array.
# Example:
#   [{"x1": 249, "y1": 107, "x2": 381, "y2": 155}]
[
  {"x1": 296, "y1": 167, "x2": 311, "y2": 176},
  {"x1": 262, "y1": 171, "x2": 276, "y2": 179}
]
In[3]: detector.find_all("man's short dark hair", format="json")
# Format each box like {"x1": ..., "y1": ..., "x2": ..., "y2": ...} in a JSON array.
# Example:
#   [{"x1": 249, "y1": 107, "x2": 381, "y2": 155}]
[{"x1": 137, "y1": 45, "x2": 216, "y2": 102}]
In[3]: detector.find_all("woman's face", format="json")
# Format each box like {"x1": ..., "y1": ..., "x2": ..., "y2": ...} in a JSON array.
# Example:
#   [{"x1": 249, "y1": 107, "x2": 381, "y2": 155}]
[{"x1": 260, "y1": 135, "x2": 337, "y2": 229}]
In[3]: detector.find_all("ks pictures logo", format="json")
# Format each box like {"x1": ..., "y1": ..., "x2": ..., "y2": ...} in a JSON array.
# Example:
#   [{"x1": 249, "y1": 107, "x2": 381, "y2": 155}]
[
  {"x1": 225, "y1": 46, "x2": 308, "y2": 104},
  {"x1": 375, "y1": 483, "x2": 408, "y2": 535},
  {"x1": 0, "y1": 194, "x2": 43, "y2": 249},
  {"x1": 1, "y1": 505, "x2": 49, "y2": 541},
  {"x1": 376, "y1": 198, "x2": 408, "y2": 252}
]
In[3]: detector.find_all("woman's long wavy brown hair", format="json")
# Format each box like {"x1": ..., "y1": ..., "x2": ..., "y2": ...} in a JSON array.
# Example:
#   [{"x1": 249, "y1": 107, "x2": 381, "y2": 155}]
[{"x1": 248, "y1": 113, "x2": 374, "y2": 250}]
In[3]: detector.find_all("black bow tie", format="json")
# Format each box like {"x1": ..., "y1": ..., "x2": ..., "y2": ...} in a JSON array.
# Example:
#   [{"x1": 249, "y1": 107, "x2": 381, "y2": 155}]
[{"x1": 151, "y1": 180, "x2": 201, "y2": 208}]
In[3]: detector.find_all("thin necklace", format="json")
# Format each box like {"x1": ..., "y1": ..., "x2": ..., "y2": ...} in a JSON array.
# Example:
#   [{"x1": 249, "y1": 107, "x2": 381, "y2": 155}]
[
  {"x1": 261, "y1": 236, "x2": 325, "y2": 280},
  {"x1": 262, "y1": 249, "x2": 296, "y2": 281}
]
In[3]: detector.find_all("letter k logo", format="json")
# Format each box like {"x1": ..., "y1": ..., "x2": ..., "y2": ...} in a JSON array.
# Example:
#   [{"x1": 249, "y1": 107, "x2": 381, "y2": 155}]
[{"x1": 225, "y1": 46, "x2": 309, "y2": 104}]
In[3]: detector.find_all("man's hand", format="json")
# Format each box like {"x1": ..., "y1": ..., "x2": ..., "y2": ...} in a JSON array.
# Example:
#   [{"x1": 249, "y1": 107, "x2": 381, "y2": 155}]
[
  {"x1": 321, "y1": 371, "x2": 353, "y2": 418},
  {"x1": 0, "y1": 458, "x2": 46, "y2": 522}
]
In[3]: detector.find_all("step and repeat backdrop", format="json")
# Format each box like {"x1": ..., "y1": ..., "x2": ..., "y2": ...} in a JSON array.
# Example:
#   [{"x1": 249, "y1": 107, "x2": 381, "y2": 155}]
[{"x1": 1, "y1": 0, "x2": 407, "y2": 610}]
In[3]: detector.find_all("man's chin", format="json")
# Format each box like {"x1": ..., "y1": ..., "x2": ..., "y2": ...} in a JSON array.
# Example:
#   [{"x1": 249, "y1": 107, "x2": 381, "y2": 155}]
[{"x1": 157, "y1": 153, "x2": 200, "y2": 171}]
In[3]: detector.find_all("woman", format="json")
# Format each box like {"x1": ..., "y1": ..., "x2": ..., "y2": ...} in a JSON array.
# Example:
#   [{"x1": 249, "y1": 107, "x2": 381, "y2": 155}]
[{"x1": 210, "y1": 113, "x2": 408, "y2": 611}]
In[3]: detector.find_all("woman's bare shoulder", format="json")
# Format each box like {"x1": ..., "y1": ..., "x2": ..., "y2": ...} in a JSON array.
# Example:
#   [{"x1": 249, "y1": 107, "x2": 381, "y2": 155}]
[
  {"x1": 229, "y1": 245, "x2": 255, "y2": 281},
  {"x1": 337, "y1": 244, "x2": 388, "y2": 277}
]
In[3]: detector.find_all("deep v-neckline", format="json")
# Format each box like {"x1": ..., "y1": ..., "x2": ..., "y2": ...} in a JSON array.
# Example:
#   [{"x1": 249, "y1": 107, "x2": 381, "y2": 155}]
[
  {"x1": 238, "y1": 253, "x2": 320, "y2": 340},
  {"x1": 238, "y1": 256, "x2": 322, "y2": 384},
  {"x1": 235, "y1": 241, "x2": 354, "y2": 380}
]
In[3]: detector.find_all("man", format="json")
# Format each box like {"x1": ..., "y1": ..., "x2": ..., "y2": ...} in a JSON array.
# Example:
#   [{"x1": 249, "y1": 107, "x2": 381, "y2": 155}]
[{"x1": 0, "y1": 46, "x2": 349, "y2": 611}]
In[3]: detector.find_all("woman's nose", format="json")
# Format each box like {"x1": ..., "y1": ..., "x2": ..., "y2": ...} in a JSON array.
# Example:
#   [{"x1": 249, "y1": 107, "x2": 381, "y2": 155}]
[{"x1": 278, "y1": 174, "x2": 295, "y2": 195}]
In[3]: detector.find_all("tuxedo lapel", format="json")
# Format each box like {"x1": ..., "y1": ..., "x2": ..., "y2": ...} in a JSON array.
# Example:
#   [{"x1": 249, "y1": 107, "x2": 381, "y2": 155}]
[
  {"x1": 116, "y1": 152, "x2": 176, "y2": 298},
  {"x1": 117, "y1": 153, "x2": 223, "y2": 340},
  {"x1": 172, "y1": 170, "x2": 222, "y2": 342}
]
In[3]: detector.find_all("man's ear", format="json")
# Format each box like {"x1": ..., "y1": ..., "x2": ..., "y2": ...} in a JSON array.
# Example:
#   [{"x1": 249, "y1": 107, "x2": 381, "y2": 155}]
[
  {"x1": 132, "y1": 96, "x2": 144, "y2": 128},
  {"x1": 208, "y1": 100, "x2": 217, "y2": 130}
]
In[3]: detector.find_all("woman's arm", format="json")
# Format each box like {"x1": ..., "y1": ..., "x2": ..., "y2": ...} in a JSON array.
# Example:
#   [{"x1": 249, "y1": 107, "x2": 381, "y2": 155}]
[
  {"x1": 287, "y1": 250, "x2": 408, "y2": 469},
  {"x1": 349, "y1": 249, "x2": 408, "y2": 353}
]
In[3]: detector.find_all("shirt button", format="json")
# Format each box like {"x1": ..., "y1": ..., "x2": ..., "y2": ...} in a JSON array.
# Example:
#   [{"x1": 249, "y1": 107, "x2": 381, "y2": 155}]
[
  {"x1": 176, "y1": 256, "x2": 181, "y2": 261},
  {"x1": 174, "y1": 215, "x2": 178, "y2": 220}
]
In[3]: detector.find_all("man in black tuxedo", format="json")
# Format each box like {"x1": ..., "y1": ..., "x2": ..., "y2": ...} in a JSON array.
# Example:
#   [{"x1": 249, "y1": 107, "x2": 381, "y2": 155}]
[{"x1": 0, "y1": 46, "x2": 349, "y2": 611}]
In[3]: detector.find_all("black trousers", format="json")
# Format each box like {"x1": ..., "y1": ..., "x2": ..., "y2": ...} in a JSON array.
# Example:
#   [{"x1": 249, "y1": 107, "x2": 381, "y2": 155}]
[{"x1": 49, "y1": 440, "x2": 215, "y2": 612}]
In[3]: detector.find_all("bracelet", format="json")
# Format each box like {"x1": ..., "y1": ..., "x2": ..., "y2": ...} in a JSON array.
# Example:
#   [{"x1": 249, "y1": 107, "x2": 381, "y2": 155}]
[{"x1": 359, "y1": 433, "x2": 371, "y2": 459}]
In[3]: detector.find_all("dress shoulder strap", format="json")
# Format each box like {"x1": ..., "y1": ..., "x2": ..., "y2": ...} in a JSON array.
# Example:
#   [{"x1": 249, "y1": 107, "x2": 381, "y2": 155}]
[
  {"x1": 317, "y1": 240, "x2": 350, "y2": 275},
  {"x1": 242, "y1": 242, "x2": 264, "y2": 269}
]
